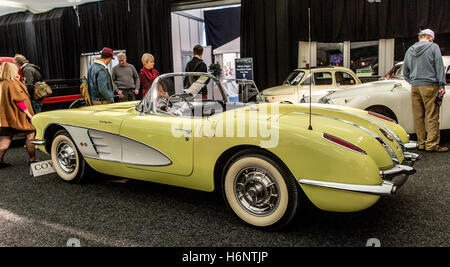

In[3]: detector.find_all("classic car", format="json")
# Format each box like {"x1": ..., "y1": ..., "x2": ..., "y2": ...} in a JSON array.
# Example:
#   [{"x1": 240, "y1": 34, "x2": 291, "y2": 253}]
[
  {"x1": 31, "y1": 72, "x2": 420, "y2": 230},
  {"x1": 319, "y1": 57, "x2": 450, "y2": 134},
  {"x1": 261, "y1": 66, "x2": 361, "y2": 104}
]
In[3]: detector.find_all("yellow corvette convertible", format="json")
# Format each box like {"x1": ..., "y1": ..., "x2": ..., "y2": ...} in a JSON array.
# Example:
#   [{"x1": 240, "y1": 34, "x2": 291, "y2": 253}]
[{"x1": 31, "y1": 73, "x2": 420, "y2": 230}]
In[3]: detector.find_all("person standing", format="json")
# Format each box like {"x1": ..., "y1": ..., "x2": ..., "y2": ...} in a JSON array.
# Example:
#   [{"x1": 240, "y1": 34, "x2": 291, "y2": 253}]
[
  {"x1": 13, "y1": 54, "x2": 23, "y2": 83},
  {"x1": 87, "y1": 47, "x2": 115, "y2": 105},
  {"x1": 140, "y1": 53, "x2": 160, "y2": 97},
  {"x1": 13, "y1": 54, "x2": 43, "y2": 114},
  {"x1": 0, "y1": 62, "x2": 38, "y2": 169},
  {"x1": 403, "y1": 29, "x2": 447, "y2": 152},
  {"x1": 112, "y1": 52, "x2": 140, "y2": 102},
  {"x1": 184, "y1": 45, "x2": 208, "y2": 99}
]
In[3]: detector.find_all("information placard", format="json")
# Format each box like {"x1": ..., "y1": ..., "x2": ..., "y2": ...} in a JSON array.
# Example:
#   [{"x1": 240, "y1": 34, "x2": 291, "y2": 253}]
[
  {"x1": 235, "y1": 58, "x2": 254, "y2": 81},
  {"x1": 31, "y1": 160, "x2": 56, "y2": 177}
]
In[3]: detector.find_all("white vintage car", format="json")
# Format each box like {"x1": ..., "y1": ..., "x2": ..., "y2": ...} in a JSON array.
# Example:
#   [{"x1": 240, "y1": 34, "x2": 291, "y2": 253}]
[
  {"x1": 261, "y1": 67, "x2": 361, "y2": 104},
  {"x1": 319, "y1": 57, "x2": 450, "y2": 134}
]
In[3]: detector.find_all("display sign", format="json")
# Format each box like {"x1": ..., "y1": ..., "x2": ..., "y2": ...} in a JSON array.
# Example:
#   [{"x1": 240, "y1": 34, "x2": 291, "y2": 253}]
[
  {"x1": 356, "y1": 68, "x2": 373, "y2": 77},
  {"x1": 235, "y1": 58, "x2": 254, "y2": 81},
  {"x1": 31, "y1": 160, "x2": 56, "y2": 177}
]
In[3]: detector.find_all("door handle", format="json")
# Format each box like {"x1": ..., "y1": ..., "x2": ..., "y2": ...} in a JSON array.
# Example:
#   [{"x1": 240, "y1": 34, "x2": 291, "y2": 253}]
[{"x1": 175, "y1": 128, "x2": 191, "y2": 141}]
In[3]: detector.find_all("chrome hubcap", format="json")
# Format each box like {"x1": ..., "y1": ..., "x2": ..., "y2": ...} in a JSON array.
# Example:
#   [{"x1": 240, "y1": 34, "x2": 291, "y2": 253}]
[
  {"x1": 234, "y1": 167, "x2": 280, "y2": 216},
  {"x1": 56, "y1": 141, "x2": 76, "y2": 173}
]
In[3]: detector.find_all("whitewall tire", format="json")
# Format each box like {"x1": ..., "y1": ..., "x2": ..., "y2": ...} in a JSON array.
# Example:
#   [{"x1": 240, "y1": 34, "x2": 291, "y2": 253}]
[
  {"x1": 51, "y1": 130, "x2": 89, "y2": 183},
  {"x1": 223, "y1": 151, "x2": 299, "y2": 230}
]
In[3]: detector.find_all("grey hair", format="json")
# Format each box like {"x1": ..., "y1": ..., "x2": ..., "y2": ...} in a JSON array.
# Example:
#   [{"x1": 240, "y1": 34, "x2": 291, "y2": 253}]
[{"x1": 117, "y1": 52, "x2": 127, "y2": 60}]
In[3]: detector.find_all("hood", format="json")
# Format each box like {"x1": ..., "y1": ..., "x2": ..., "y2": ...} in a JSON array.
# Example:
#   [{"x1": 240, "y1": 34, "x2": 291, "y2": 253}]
[
  {"x1": 326, "y1": 80, "x2": 403, "y2": 100},
  {"x1": 297, "y1": 88, "x2": 338, "y2": 103},
  {"x1": 409, "y1": 41, "x2": 434, "y2": 57},
  {"x1": 261, "y1": 85, "x2": 296, "y2": 96}
]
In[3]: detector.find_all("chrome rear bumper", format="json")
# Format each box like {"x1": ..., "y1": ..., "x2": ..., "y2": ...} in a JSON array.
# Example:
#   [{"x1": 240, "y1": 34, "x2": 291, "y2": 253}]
[
  {"x1": 298, "y1": 179, "x2": 398, "y2": 196},
  {"x1": 299, "y1": 156, "x2": 419, "y2": 197},
  {"x1": 404, "y1": 141, "x2": 418, "y2": 150}
]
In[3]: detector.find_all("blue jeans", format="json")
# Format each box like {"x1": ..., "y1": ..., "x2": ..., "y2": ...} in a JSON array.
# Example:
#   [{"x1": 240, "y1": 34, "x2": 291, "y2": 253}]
[{"x1": 31, "y1": 99, "x2": 43, "y2": 114}]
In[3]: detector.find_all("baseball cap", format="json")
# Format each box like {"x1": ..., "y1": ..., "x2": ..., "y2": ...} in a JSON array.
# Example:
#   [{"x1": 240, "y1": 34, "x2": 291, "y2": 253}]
[
  {"x1": 100, "y1": 47, "x2": 115, "y2": 59},
  {"x1": 418, "y1": 29, "x2": 435, "y2": 39}
]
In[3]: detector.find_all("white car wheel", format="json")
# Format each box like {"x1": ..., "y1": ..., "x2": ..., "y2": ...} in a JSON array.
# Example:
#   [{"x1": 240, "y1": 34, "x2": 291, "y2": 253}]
[
  {"x1": 223, "y1": 152, "x2": 298, "y2": 230},
  {"x1": 51, "y1": 130, "x2": 89, "y2": 183}
]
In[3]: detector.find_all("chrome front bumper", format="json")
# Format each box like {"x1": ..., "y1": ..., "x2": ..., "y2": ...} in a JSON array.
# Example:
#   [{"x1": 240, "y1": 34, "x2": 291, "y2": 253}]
[
  {"x1": 31, "y1": 139, "x2": 45, "y2": 146},
  {"x1": 299, "y1": 153, "x2": 420, "y2": 197}
]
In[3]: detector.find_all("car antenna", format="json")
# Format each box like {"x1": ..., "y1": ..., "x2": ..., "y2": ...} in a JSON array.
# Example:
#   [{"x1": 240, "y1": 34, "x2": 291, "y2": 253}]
[{"x1": 308, "y1": 7, "x2": 313, "y2": 131}]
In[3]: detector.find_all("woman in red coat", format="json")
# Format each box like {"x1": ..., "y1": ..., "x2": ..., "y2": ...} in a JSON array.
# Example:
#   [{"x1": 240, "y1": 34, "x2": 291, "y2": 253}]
[{"x1": 140, "y1": 53, "x2": 160, "y2": 97}]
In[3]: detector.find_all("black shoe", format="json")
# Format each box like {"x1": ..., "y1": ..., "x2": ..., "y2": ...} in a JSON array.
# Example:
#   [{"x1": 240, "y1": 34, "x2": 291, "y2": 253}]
[{"x1": 0, "y1": 162, "x2": 11, "y2": 169}]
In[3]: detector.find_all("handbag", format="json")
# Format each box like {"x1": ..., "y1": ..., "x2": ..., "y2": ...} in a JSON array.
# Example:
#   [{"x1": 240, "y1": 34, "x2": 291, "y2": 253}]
[
  {"x1": 33, "y1": 81, "x2": 53, "y2": 100},
  {"x1": 80, "y1": 77, "x2": 92, "y2": 106}
]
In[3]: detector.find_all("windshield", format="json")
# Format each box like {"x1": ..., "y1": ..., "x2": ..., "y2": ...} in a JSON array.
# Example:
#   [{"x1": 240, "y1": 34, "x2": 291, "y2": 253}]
[
  {"x1": 393, "y1": 64, "x2": 404, "y2": 78},
  {"x1": 137, "y1": 73, "x2": 263, "y2": 117},
  {"x1": 385, "y1": 63, "x2": 404, "y2": 80},
  {"x1": 284, "y1": 70, "x2": 306, "y2": 85}
]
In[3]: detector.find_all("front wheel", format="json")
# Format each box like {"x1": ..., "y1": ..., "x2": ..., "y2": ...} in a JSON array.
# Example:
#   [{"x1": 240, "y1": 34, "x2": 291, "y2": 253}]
[
  {"x1": 51, "y1": 130, "x2": 90, "y2": 183},
  {"x1": 222, "y1": 152, "x2": 299, "y2": 230}
]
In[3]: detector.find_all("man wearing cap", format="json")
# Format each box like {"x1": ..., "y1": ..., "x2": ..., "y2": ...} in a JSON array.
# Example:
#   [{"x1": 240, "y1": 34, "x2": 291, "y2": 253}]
[
  {"x1": 87, "y1": 47, "x2": 116, "y2": 105},
  {"x1": 403, "y1": 29, "x2": 447, "y2": 153}
]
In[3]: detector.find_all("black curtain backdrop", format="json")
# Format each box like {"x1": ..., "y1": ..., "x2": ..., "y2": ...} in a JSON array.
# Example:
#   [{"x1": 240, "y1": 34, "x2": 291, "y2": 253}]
[
  {"x1": 0, "y1": 0, "x2": 173, "y2": 80},
  {"x1": 204, "y1": 7, "x2": 241, "y2": 52},
  {"x1": 241, "y1": 0, "x2": 450, "y2": 90},
  {"x1": 0, "y1": 12, "x2": 33, "y2": 64},
  {"x1": 2, "y1": 0, "x2": 449, "y2": 85}
]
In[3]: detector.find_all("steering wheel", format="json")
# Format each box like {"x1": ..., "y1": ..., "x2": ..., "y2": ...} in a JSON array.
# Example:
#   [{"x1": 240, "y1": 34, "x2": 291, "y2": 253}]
[{"x1": 167, "y1": 94, "x2": 194, "y2": 110}]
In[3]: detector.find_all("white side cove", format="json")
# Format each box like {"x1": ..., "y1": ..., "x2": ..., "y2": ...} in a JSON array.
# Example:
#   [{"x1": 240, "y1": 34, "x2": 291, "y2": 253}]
[{"x1": 60, "y1": 125, "x2": 172, "y2": 166}]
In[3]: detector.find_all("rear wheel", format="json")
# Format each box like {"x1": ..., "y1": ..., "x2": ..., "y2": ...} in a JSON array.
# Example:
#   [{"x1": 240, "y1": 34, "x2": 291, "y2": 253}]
[
  {"x1": 222, "y1": 151, "x2": 299, "y2": 230},
  {"x1": 51, "y1": 130, "x2": 90, "y2": 183}
]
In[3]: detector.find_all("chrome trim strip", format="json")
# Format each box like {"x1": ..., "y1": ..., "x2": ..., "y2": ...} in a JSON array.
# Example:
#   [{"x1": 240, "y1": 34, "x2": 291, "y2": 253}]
[
  {"x1": 320, "y1": 107, "x2": 404, "y2": 149},
  {"x1": 298, "y1": 179, "x2": 396, "y2": 196},
  {"x1": 55, "y1": 124, "x2": 173, "y2": 167}
]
